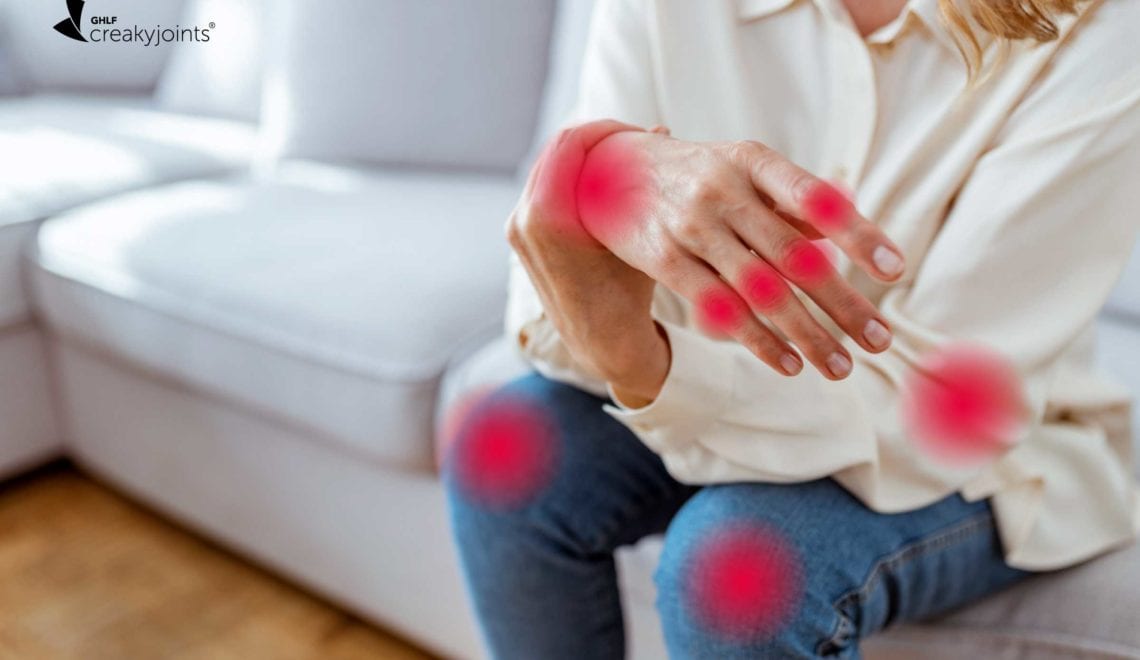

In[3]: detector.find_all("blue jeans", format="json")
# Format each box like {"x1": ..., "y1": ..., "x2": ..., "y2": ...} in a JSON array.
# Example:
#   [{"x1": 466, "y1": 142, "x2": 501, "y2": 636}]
[{"x1": 445, "y1": 374, "x2": 1033, "y2": 659}]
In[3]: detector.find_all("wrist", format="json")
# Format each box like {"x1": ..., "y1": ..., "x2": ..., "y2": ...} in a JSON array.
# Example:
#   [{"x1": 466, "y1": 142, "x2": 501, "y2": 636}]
[{"x1": 603, "y1": 322, "x2": 671, "y2": 408}]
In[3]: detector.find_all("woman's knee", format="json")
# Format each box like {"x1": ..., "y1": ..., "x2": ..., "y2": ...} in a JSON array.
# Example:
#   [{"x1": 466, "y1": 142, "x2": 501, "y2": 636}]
[
  {"x1": 654, "y1": 483, "x2": 857, "y2": 658},
  {"x1": 443, "y1": 373, "x2": 646, "y2": 556}
]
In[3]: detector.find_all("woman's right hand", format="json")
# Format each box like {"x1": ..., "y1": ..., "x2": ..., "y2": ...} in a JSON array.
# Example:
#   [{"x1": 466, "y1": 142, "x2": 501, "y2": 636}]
[{"x1": 577, "y1": 130, "x2": 906, "y2": 380}]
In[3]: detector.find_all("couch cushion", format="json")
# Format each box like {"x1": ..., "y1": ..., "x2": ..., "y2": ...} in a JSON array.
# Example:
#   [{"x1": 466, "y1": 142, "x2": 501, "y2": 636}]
[
  {"x1": 0, "y1": 211, "x2": 39, "y2": 328},
  {"x1": 30, "y1": 162, "x2": 518, "y2": 471},
  {"x1": 260, "y1": 0, "x2": 555, "y2": 172},
  {"x1": 0, "y1": 94, "x2": 257, "y2": 228},
  {"x1": 0, "y1": 0, "x2": 186, "y2": 92},
  {"x1": 156, "y1": 0, "x2": 265, "y2": 122}
]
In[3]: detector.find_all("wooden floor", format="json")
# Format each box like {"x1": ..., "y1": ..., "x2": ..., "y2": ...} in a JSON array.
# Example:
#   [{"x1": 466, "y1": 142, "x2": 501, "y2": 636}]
[{"x1": 0, "y1": 461, "x2": 438, "y2": 660}]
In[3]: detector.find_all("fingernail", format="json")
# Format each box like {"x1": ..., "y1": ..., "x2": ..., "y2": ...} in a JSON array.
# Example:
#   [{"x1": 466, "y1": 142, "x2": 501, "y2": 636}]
[
  {"x1": 863, "y1": 319, "x2": 892, "y2": 350},
  {"x1": 826, "y1": 352, "x2": 853, "y2": 378},
  {"x1": 872, "y1": 245, "x2": 904, "y2": 277},
  {"x1": 780, "y1": 353, "x2": 803, "y2": 376}
]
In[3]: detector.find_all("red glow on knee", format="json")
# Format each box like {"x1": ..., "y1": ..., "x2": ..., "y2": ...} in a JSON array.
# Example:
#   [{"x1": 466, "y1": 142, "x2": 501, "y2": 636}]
[
  {"x1": 577, "y1": 137, "x2": 647, "y2": 241},
  {"x1": 784, "y1": 240, "x2": 830, "y2": 283},
  {"x1": 697, "y1": 288, "x2": 747, "y2": 337},
  {"x1": 802, "y1": 182, "x2": 853, "y2": 231},
  {"x1": 901, "y1": 344, "x2": 1027, "y2": 464},
  {"x1": 741, "y1": 265, "x2": 787, "y2": 312},
  {"x1": 447, "y1": 394, "x2": 559, "y2": 510},
  {"x1": 684, "y1": 523, "x2": 802, "y2": 642}
]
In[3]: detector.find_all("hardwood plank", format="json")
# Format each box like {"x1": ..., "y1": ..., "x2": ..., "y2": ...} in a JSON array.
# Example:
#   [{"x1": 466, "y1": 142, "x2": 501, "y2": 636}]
[{"x1": 0, "y1": 462, "x2": 438, "y2": 660}]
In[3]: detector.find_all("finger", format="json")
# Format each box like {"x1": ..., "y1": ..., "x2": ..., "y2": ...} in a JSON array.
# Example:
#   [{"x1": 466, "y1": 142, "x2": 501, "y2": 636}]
[
  {"x1": 774, "y1": 208, "x2": 825, "y2": 240},
  {"x1": 726, "y1": 202, "x2": 894, "y2": 359},
  {"x1": 694, "y1": 235, "x2": 856, "y2": 380},
  {"x1": 731, "y1": 141, "x2": 906, "y2": 281},
  {"x1": 649, "y1": 125, "x2": 672, "y2": 136},
  {"x1": 652, "y1": 250, "x2": 804, "y2": 377}
]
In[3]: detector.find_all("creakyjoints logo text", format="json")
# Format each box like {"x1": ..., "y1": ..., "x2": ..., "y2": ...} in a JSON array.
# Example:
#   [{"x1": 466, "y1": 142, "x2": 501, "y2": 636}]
[{"x1": 53, "y1": 0, "x2": 212, "y2": 46}]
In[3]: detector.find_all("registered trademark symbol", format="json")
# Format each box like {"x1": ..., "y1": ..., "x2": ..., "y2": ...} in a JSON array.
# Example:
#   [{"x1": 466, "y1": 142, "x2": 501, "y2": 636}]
[{"x1": 209, "y1": 22, "x2": 215, "y2": 28}]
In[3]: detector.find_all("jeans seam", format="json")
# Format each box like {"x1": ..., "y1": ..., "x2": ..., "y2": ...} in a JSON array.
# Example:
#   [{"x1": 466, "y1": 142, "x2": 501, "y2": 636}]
[{"x1": 818, "y1": 510, "x2": 995, "y2": 654}]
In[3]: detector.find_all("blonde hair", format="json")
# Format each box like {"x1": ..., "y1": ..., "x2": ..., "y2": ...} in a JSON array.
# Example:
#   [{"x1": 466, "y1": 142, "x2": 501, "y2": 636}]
[{"x1": 939, "y1": 0, "x2": 1090, "y2": 75}]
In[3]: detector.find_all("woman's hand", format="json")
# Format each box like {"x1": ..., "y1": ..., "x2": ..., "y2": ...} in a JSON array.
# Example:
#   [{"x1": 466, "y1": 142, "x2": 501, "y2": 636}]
[
  {"x1": 577, "y1": 131, "x2": 905, "y2": 380},
  {"x1": 508, "y1": 121, "x2": 673, "y2": 406}
]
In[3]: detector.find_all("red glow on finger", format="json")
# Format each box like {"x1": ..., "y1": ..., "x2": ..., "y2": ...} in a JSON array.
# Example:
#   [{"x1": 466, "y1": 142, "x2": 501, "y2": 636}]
[
  {"x1": 802, "y1": 182, "x2": 853, "y2": 231},
  {"x1": 901, "y1": 344, "x2": 1027, "y2": 464},
  {"x1": 697, "y1": 288, "x2": 747, "y2": 337},
  {"x1": 813, "y1": 239, "x2": 837, "y2": 266},
  {"x1": 577, "y1": 137, "x2": 648, "y2": 242},
  {"x1": 684, "y1": 523, "x2": 802, "y2": 642},
  {"x1": 446, "y1": 393, "x2": 559, "y2": 510},
  {"x1": 742, "y1": 265, "x2": 788, "y2": 312},
  {"x1": 784, "y1": 240, "x2": 830, "y2": 283}
]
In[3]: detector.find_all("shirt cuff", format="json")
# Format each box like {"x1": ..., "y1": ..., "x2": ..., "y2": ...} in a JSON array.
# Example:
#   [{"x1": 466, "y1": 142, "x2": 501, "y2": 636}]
[{"x1": 604, "y1": 321, "x2": 735, "y2": 453}]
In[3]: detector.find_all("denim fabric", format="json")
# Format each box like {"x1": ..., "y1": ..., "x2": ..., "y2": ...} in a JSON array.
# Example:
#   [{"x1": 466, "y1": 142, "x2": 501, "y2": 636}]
[{"x1": 445, "y1": 374, "x2": 1033, "y2": 659}]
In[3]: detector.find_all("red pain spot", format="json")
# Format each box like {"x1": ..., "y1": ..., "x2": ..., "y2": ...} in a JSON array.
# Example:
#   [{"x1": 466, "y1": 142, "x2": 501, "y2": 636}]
[
  {"x1": 697, "y1": 288, "x2": 747, "y2": 337},
  {"x1": 901, "y1": 344, "x2": 1027, "y2": 465},
  {"x1": 784, "y1": 240, "x2": 830, "y2": 283},
  {"x1": 437, "y1": 386, "x2": 497, "y2": 471},
  {"x1": 742, "y1": 265, "x2": 788, "y2": 313},
  {"x1": 577, "y1": 137, "x2": 647, "y2": 241},
  {"x1": 684, "y1": 523, "x2": 803, "y2": 642},
  {"x1": 447, "y1": 394, "x2": 559, "y2": 510},
  {"x1": 802, "y1": 182, "x2": 853, "y2": 231},
  {"x1": 812, "y1": 240, "x2": 837, "y2": 266}
]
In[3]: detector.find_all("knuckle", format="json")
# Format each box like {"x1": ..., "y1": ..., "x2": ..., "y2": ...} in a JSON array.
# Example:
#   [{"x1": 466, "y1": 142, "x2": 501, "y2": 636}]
[
  {"x1": 829, "y1": 289, "x2": 867, "y2": 321},
  {"x1": 739, "y1": 325, "x2": 775, "y2": 356},
  {"x1": 672, "y1": 218, "x2": 708, "y2": 249},
  {"x1": 690, "y1": 178, "x2": 727, "y2": 208},
  {"x1": 504, "y1": 216, "x2": 521, "y2": 246},
  {"x1": 788, "y1": 171, "x2": 818, "y2": 206},
  {"x1": 554, "y1": 127, "x2": 575, "y2": 146},
  {"x1": 656, "y1": 247, "x2": 686, "y2": 274}
]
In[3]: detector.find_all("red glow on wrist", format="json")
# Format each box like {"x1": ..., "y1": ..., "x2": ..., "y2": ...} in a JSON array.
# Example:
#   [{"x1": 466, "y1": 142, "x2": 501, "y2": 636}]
[{"x1": 576, "y1": 136, "x2": 648, "y2": 241}]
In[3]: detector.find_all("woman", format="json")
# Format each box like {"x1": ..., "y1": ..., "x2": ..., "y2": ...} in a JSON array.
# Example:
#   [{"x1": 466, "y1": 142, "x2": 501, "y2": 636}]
[{"x1": 446, "y1": 0, "x2": 1140, "y2": 657}]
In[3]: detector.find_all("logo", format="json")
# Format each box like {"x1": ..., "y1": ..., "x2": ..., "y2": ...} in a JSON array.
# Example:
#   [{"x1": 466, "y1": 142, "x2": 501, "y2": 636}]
[
  {"x1": 53, "y1": 0, "x2": 87, "y2": 42},
  {"x1": 51, "y1": 0, "x2": 213, "y2": 46}
]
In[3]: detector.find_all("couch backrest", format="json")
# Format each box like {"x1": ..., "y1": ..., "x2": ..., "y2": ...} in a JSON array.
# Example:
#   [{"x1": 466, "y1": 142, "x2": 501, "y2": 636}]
[
  {"x1": 0, "y1": 0, "x2": 186, "y2": 93},
  {"x1": 529, "y1": 0, "x2": 598, "y2": 152},
  {"x1": 259, "y1": 0, "x2": 557, "y2": 173}
]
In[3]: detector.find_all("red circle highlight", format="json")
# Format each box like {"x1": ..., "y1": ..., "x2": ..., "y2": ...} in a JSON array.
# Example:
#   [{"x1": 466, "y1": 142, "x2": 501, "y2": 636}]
[
  {"x1": 742, "y1": 265, "x2": 788, "y2": 313},
  {"x1": 901, "y1": 344, "x2": 1027, "y2": 464},
  {"x1": 784, "y1": 240, "x2": 830, "y2": 284},
  {"x1": 577, "y1": 136, "x2": 647, "y2": 242},
  {"x1": 683, "y1": 523, "x2": 803, "y2": 642},
  {"x1": 447, "y1": 394, "x2": 559, "y2": 510},
  {"x1": 802, "y1": 182, "x2": 853, "y2": 231},
  {"x1": 697, "y1": 288, "x2": 747, "y2": 337}
]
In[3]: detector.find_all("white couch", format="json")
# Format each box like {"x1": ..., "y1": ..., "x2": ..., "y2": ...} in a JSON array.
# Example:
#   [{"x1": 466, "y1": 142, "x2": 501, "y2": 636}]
[{"x1": 2, "y1": 1, "x2": 1139, "y2": 658}]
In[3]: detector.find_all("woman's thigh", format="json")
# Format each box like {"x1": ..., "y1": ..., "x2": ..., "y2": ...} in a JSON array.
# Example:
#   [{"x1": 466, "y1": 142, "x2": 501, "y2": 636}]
[{"x1": 654, "y1": 479, "x2": 1032, "y2": 659}]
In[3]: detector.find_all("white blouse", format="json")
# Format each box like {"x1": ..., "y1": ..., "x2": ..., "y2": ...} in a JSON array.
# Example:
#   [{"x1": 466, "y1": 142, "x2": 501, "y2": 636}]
[{"x1": 507, "y1": 0, "x2": 1140, "y2": 570}]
